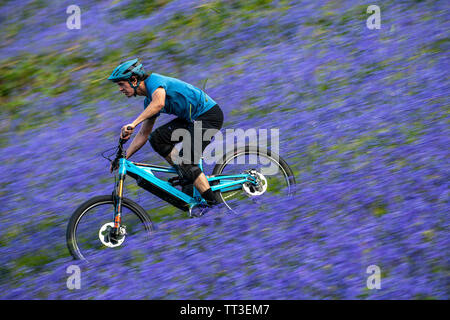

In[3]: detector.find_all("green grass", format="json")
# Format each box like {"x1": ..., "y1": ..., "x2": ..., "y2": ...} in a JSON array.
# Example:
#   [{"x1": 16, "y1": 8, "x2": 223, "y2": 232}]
[
  {"x1": 147, "y1": 204, "x2": 182, "y2": 223},
  {"x1": 110, "y1": 0, "x2": 171, "y2": 20}
]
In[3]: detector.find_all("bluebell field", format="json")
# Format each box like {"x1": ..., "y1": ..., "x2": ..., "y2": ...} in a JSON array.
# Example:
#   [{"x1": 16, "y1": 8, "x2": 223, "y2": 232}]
[{"x1": 0, "y1": 0, "x2": 448, "y2": 299}]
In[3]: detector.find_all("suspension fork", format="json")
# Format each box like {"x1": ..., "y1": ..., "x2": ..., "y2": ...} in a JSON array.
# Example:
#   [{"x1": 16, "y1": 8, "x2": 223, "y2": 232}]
[{"x1": 113, "y1": 158, "x2": 127, "y2": 234}]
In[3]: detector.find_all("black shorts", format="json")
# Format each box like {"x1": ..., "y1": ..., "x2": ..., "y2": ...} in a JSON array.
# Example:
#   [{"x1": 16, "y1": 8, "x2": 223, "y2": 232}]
[{"x1": 149, "y1": 104, "x2": 224, "y2": 164}]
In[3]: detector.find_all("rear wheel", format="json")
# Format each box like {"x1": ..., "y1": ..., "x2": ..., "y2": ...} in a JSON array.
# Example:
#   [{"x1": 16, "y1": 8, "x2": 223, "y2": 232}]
[
  {"x1": 66, "y1": 195, "x2": 154, "y2": 261},
  {"x1": 212, "y1": 146, "x2": 296, "y2": 212}
]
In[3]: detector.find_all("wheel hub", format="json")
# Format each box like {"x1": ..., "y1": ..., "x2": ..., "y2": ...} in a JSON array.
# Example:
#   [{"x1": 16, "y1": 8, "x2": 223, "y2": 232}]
[
  {"x1": 98, "y1": 222, "x2": 126, "y2": 248},
  {"x1": 243, "y1": 170, "x2": 268, "y2": 197}
]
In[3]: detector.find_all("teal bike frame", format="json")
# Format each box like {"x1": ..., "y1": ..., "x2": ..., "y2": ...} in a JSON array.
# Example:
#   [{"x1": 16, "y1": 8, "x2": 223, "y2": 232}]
[{"x1": 112, "y1": 155, "x2": 258, "y2": 229}]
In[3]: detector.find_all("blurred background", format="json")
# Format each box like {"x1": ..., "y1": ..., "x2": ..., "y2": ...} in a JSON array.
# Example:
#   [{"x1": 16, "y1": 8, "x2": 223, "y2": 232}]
[{"x1": 0, "y1": 0, "x2": 448, "y2": 299}]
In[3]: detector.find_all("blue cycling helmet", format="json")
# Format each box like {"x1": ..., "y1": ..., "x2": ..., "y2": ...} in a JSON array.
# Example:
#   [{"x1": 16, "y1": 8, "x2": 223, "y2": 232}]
[{"x1": 108, "y1": 58, "x2": 146, "y2": 96}]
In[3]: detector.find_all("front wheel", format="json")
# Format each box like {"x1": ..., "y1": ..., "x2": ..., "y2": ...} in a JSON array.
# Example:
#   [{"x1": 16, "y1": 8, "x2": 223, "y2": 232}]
[
  {"x1": 66, "y1": 195, "x2": 154, "y2": 261},
  {"x1": 212, "y1": 145, "x2": 296, "y2": 212}
]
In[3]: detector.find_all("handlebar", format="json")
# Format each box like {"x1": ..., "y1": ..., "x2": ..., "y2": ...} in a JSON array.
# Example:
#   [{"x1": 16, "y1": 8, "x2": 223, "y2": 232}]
[
  {"x1": 112, "y1": 126, "x2": 133, "y2": 171},
  {"x1": 119, "y1": 126, "x2": 133, "y2": 144}
]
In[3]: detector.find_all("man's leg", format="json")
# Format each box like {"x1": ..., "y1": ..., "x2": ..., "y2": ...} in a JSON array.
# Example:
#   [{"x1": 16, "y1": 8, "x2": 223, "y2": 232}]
[
  {"x1": 176, "y1": 162, "x2": 218, "y2": 206},
  {"x1": 149, "y1": 118, "x2": 195, "y2": 196},
  {"x1": 192, "y1": 173, "x2": 211, "y2": 194},
  {"x1": 164, "y1": 146, "x2": 196, "y2": 197},
  {"x1": 149, "y1": 117, "x2": 188, "y2": 165},
  {"x1": 150, "y1": 106, "x2": 223, "y2": 204},
  {"x1": 180, "y1": 106, "x2": 224, "y2": 205},
  {"x1": 164, "y1": 147, "x2": 179, "y2": 166}
]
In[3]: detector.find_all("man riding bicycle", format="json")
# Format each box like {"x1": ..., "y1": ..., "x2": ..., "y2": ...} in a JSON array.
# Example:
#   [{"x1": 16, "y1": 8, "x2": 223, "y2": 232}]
[{"x1": 108, "y1": 58, "x2": 223, "y2": 207}]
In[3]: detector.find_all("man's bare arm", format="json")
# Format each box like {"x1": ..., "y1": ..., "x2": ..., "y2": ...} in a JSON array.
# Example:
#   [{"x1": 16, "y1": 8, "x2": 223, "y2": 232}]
[
  {"x1": 125, "y1": 117, "x2": 157, "y2": 159},
  {"x1": 131, "y1": 87, "x2": 165, "y2": 127}
]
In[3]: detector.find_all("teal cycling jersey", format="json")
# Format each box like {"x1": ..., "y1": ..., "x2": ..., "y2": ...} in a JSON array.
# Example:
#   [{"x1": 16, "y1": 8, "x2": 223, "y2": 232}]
[{"x1": 143, "y1": 73, "x2": 217, "y2": 121}]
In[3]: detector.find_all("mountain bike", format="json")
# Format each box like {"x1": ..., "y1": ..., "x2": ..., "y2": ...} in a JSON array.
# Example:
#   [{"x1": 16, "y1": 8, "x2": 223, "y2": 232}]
[{"x1": 66, "y1": 131, "x2": 296, "y2": 261}]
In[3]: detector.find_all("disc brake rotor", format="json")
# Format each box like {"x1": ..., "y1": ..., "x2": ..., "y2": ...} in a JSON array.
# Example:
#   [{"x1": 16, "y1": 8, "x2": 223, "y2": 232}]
[
  {"x1": 242, "y1": 170, "x2": 268, "y2": 197},
  {"x1": 98, "y1": 222, "x2": 126, "y2": 248}
]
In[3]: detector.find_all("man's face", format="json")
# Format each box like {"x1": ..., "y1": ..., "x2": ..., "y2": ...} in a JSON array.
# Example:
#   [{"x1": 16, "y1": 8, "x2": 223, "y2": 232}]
[{"x1": 116, "y1": 80, "x2": 133, "y2": 98}]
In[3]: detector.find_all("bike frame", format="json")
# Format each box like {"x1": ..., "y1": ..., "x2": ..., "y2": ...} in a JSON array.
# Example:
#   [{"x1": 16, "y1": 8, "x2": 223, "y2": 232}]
[{"x1": 112, "y1": 157, "x2": 257, "y2": 229}]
